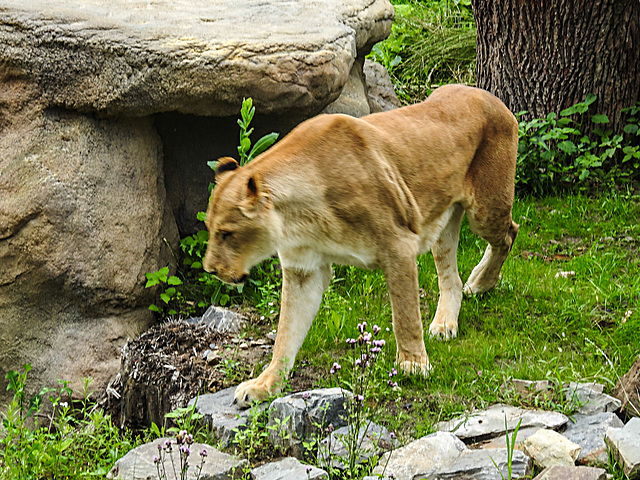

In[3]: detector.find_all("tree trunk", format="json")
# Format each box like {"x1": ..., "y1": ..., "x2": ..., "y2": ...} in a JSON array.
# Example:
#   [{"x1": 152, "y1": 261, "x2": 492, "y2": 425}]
[{"x1": 472, "y1": 0, "x2": 640, "y2": 134}]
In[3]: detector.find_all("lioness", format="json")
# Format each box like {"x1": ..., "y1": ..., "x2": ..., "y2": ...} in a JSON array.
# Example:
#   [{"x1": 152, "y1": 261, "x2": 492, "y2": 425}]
[{"x1": 203, "y1": 84, "x2": 519, "y2": 407}]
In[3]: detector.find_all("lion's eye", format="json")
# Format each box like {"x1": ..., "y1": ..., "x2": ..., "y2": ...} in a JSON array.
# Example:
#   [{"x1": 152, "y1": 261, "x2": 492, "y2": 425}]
[{"x1": 220, "y1": 231, "x2": 233, "y2": 241}]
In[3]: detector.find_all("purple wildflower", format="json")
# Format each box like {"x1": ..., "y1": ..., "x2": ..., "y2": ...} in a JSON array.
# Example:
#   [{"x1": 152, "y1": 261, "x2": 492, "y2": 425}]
[
  {"x1": 373, "y1": 324, "x2": 382, "y2": 335},
  {"x1": 330, "y1": 362, "x2": 341, "y2": 374},
  {"x1": 200, "y1": 449, "x2": 208, "y2": 457}
]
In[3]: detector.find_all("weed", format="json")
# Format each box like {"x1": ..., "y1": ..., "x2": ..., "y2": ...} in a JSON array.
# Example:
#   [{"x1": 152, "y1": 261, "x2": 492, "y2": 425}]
[
  {"x1": 491, "y1": 418, "x2": 523, "y2": 480},
  {"x1": 318, "y1": 323, "x2": 398, "y2": 479},
  {"x1": 0, "y1": 365, "x2": 139, "y2": 479},
  {"x1": 152, "y1": 432, "x2": 208, "y2": 480}
]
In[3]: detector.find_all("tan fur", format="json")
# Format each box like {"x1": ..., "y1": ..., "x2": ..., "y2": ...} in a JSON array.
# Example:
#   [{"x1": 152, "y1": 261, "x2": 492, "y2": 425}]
[{"x1": 203, "y1": 85, "x2": 519, "y2": 407}]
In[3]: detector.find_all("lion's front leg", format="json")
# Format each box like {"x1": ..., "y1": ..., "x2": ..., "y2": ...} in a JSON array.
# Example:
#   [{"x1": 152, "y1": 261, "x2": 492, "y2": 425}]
[
  {"x1": 234, "y1": 263, "x2": 332, "y2": 408},
  {"x1": 382, "y1": 252, "x2": 431, "y2": 376}
]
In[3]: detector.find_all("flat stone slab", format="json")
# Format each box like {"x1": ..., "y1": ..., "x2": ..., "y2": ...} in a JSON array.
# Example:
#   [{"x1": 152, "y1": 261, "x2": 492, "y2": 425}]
[
  {"x1": 252, "y1": 457, "x2": 327, "y2": 480},
  {"x1": 373, "y1": 431, "x2": 532, "y2": 480},
  {"x1": 564, "y1": 382, "x2": 622, "y2": 415},
  {"x1": 107, "y1": 437, "x2": 246, "y2": 479},
  {"x1": 437, "y1": 404, "x2": 569, "y2": 442},
  {"x1": 562, "y1": 412, "x2": 624, "y2": 465},
  {"x1": 0, "y1": 0, "x2": 393, "y2": 117},
  {"x1": 605, "y1": 417, "x2": 640, "y2": 478},
  {"x1": 373, "y1": 431, "x2": 467, "y2": 480},
  {"x1": 431, "y1": 448, "x2": 532, "y2": 480},
  {"x1": 532, "y1": 465, "x2": 608, "y2": 480},
  {"x1": 189, "y1": 387, "x2": 268, "y2": 447}
]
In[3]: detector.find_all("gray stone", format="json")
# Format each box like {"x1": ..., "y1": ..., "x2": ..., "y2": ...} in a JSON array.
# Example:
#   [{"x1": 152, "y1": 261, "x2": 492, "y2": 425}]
[
  {"x1": 564, "y1": 382, "x2": 622, "y2": 415},
  {"x1": 532, "y1": 465, "x2": 608, "y2": 480},
  {"x1": 562, "y1": 412, "x2": 624, "y2": 465},
  {"x1": 107, "y1": 437, "x2": 246, "y2": 479},
  {"x1": 188, "y1": 306, "x2": 245, "y2": 335},
  {"x1": 363, "y1": 59, "x2": 402, "y2": 113},
  {"x1": 252, "y1": 457, "x2": 327, "y2": 480},
  {"x1": 437, "y1": 404, "x2": 569, "y2": 442},
  {"x1": 421, "y1": 448, "x2": 532, "y2": 480},
  {"x1": 0, "y1": 0, "x2": 393, "y2": 117},
  {"x1": 521, "y1": 429, "x2": 581, "y2": 468},
  {"x1": 605, "y1": 417, "x2": 640, "y2": 478},
  {"x1": 318, "y1": 420, "x2": 399, "y2": 470},
  {"x1": 322, "y1": 58, "x2": 371, "y2": 117},
  {"x1": 373, "y1": 431, "x2": 468, "y2": 480},
  {"x1": 189, "y1": 387, "x2": 268, "y2": 448},
  {"x1": 0, "y1": 106, "x2": 176, "y2": 406},
  {"x1": 267, "y1": 388, "x2": 350, "y2": 458}
]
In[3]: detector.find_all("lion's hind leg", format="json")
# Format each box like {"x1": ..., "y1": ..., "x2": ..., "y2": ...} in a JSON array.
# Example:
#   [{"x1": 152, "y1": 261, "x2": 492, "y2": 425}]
[
  {"x1": 429, "y1": 203, "x2": 465, "y2": 340},
  {"x1": 463, "y1": 209, "x2": 519, "y2": 295}
]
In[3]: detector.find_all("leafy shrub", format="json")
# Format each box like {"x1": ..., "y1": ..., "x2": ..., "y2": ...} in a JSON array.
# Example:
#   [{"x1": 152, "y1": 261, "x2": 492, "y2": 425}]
[{"x1": 516, "y1": 95, "x2": 640, "y2": 196}]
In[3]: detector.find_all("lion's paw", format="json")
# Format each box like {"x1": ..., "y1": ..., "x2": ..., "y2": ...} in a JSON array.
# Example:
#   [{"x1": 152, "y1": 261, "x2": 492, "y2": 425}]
[
  {"x1": 428, "y1": 319, "x2": 458, "y2": 340},
  {"x1": 397, "y1": 359, "x2": 432, "y2": 377},
  {"x1": 233, "y1": 378, "x2": 273, "y2": 409}
]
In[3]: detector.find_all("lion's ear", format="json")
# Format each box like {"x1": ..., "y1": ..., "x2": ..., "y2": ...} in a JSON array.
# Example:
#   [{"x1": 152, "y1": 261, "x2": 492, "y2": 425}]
[
  {"x1": 214, "y1": 157, "x2": 239, "y2": 183},
  {"x1": 240, "y1": 173, "x2": 271, "y2": 217}
]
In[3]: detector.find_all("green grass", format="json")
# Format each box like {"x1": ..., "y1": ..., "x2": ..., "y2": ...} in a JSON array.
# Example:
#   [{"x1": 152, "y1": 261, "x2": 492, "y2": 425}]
[
  {"x1": 371, "y1": 0, "x2": 477, "y2": 103},
  {"x1": 296, "y1": 192, "x2": 640, "y2": 440}
]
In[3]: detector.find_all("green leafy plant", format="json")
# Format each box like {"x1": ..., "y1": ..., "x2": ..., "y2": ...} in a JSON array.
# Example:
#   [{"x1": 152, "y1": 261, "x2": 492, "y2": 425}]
[
  {"x1": 146, "y1": 98, "x2": 280, "y2": 319},
  {"x1": 0, "y1": 365, "x2": 138, "y2": 479},
  {"x1": 516, "y1": 96, "x2": 640, "y2": 195},
  {"x1": 236, "y1": 97, "x2": 279, "y2": 167},
  {"x1": 491, "y1": 418, "x2": 522, "y2": 480}
]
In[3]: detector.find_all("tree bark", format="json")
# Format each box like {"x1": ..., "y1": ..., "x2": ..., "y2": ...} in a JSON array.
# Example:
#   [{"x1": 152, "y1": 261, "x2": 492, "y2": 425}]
[{"x1": 472, "y1": 0, "x2": 640, "y2": 134}]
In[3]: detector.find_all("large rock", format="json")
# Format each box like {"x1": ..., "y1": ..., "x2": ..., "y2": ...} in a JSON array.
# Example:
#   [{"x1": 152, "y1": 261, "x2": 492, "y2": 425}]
[
  {"x1": 0, "y1": 0, "x2": 393, "y2": 117},
  {"x1": 0, "y1": 105, "x2": 176, "y2": 404},
  {"x1": 252, "y1": 457, "x2": 328, "y2": 480},
  {"x1": 532, "y1": 466, "x2": 608, "y2": 480},
  {"x1": 0, "y1": 0, "x2": 394, "y2": 404},
  {"x1": 189, "y1": 387, "x2": 269, "y2": 448}
]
